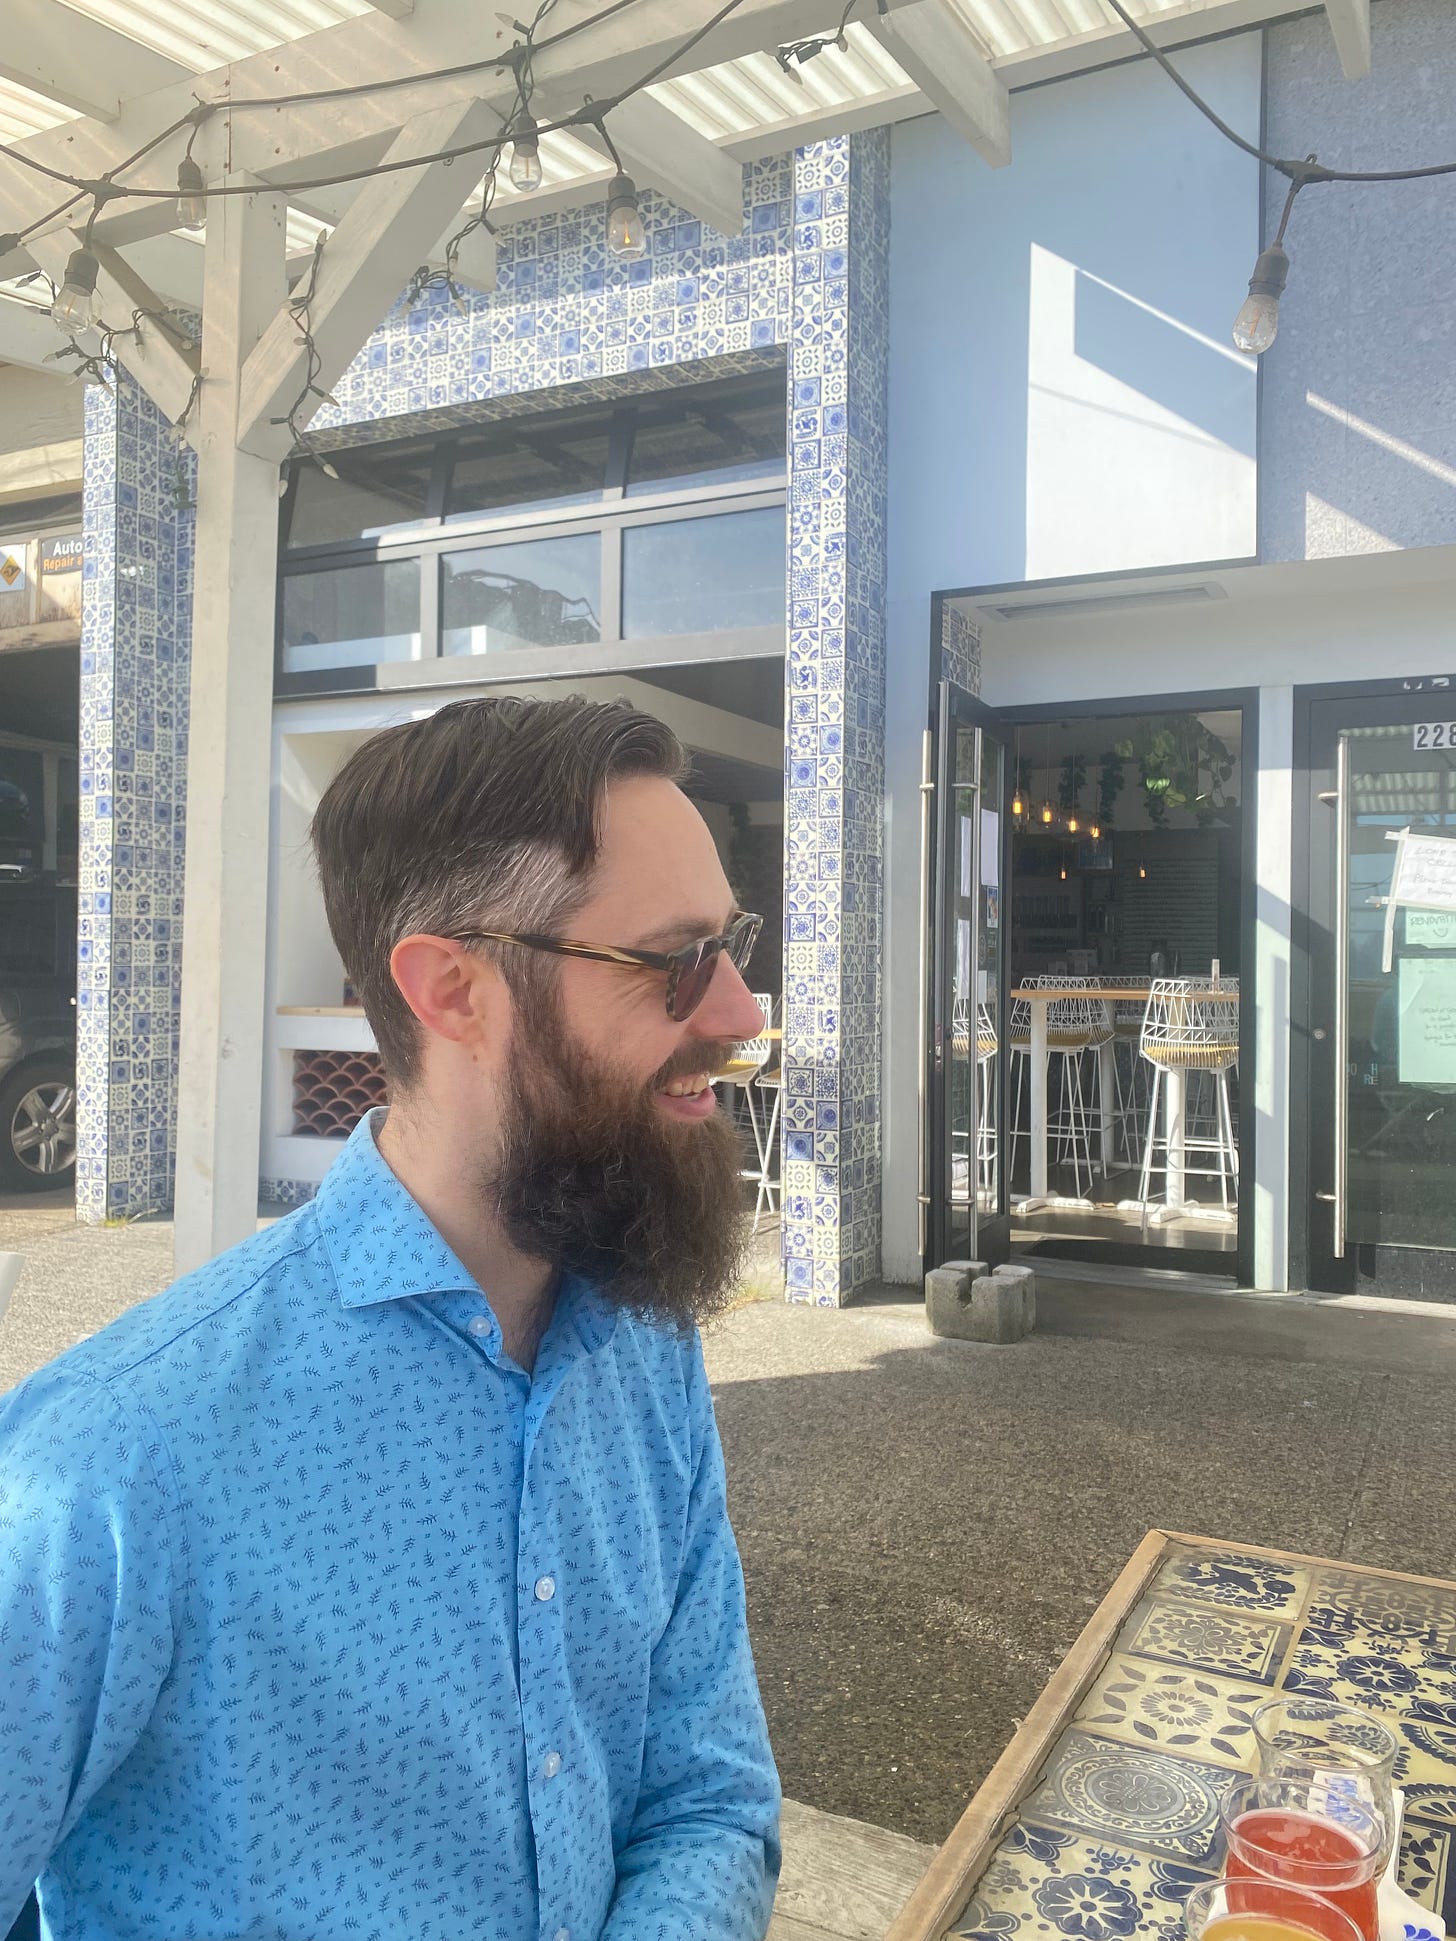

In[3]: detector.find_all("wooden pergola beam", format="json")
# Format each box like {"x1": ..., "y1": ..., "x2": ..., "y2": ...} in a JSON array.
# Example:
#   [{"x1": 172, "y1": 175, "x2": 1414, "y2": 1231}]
[
  {"x1": 1, "y1": 0, "x2": 190, "y2": 122},
  {"x1": 870, "y1": 0, "x2": 1010, "y2": 169},
  {"x1": 236, "y1": 96, "x2": 502, "y2": 458},
  {"x1": 1323, "y1": 0, "x2": 1372, "y2": 79}
]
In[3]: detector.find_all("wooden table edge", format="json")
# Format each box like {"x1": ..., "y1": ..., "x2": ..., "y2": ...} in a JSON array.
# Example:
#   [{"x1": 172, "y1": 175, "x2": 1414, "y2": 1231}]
[{"x1": 884, "y1": 1528, "x2": 1171, "y2": 1941}]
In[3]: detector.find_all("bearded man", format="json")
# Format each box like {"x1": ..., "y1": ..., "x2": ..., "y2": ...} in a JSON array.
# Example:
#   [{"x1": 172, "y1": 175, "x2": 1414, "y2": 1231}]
[{"x1": 0, "y1": 697, "x2": 781, "y2": 1941}]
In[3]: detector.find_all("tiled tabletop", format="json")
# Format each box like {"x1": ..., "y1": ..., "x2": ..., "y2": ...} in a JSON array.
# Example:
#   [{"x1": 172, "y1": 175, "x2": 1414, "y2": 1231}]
[{"x1": 949, "y1": 1543, "x2": 1456, "y2": 1941}]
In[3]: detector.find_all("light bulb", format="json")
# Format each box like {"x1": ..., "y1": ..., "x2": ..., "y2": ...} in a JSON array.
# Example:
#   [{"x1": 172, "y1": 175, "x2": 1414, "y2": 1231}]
[
  {"x1": 1011, "y1": 791, "x2": 1024, "y2": 817},
  {"x1": 176, "y1": 157, "x2": 207, "y2": 231},
  {"x1": 51, "y1": 248, "x2": 99, "y2": 332},
  {"x1": 1090, "y1": 822, "x2": 1101, "y2": 840},
  {"x1": 1139, "y1": 864, "x2": 1148, "y2": 881},
  {"x1": 1060, "y1": 865, "x2": 1067, "y2": 881},
  {"x1": 1041, "y1": 801, "x2": 1053, "y2": 826},
  {"x1": 1068, "y1": 813, "x2": 1079, "y2": 833},
  {"x1": 1232, "y1": 242, "x2": 1289, "y2": 355},
  {"x1": 509, "y1": 116, "x2": 542, "y2": 194},
  {"x1": 606, "y1": 171, "x2": 646, "y2": 261}
]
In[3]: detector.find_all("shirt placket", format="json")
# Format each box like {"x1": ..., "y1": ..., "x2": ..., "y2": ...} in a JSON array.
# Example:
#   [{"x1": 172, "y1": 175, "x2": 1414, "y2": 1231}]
[{"x1": 515, "y1": 1329, "x2": 581, "y2": 1941}]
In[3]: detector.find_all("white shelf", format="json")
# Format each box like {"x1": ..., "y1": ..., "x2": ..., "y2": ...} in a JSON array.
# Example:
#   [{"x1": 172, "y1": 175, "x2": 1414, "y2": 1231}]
[{"x1": 274, "y1": 1008, "x2": 378, "y2": 1052}]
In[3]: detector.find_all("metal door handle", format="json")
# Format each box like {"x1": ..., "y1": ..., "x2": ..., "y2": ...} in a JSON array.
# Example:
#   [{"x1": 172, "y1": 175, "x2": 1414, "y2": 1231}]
[
  {"x1": 1331, "y1": 738, "x2": 1349, "y2": 1257},
  {"x1": 1316, "y1": 1191, "x2": 1336, "y2": 1203},
  {"x1": 917, "y1": 725, "x2": 934, "y2": 1258}
]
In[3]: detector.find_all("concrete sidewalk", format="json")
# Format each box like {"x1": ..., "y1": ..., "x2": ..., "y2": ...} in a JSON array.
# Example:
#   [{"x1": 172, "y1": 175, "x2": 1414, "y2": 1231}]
[
  {"x1": 703, "y1": 1273, "x2": 1456, "y2": 1848},
  {"x1": 5, "y1": 1203, "x2": 1456, "y2": 1859}
]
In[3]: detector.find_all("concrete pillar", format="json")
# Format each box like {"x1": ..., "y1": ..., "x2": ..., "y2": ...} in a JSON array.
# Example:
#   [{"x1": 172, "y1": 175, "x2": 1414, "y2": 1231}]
[
  {"x1": 781, "y1": 130, "x2": 890, "y2": 1305},
  {"x1": 75, "y1": 375, "x2": 194, "y2": 1222}
]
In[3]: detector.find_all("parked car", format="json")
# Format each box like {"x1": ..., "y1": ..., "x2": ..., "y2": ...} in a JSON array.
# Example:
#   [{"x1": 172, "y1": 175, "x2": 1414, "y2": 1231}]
[{"x1": 0, "y1": 870, "x2": 76, "y2": 1192}]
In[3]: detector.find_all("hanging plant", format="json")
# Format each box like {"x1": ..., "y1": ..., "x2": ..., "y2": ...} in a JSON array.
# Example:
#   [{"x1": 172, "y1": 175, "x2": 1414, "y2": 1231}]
[
  {"x1": 1058, "y1": 751, "x2": 1087, "y2": 814},
  {"x1": 1096, "y1": 752, "x2": 1125, "y2": 828}
]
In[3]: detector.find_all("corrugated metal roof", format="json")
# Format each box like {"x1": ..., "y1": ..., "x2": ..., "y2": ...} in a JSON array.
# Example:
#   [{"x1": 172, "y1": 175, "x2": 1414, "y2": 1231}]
[{"x1": 0, "y1": 0, "x2": 1247, "y2": 150}]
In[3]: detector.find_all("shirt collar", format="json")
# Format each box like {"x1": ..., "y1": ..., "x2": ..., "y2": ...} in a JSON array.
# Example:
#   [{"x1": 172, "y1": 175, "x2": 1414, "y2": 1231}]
[
  {"x1": 314, "y1": 1110, "x2": 620, "y2": 1355},
  {"x1": 314, "y1": 1108, "x2": 487, "y2": 1309}
]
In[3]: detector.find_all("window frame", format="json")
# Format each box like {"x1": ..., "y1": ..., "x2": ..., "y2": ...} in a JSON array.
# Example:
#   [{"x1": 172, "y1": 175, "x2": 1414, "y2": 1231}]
[{"x1": 275, "y1": 374, "x2": 789, "y2": 698}]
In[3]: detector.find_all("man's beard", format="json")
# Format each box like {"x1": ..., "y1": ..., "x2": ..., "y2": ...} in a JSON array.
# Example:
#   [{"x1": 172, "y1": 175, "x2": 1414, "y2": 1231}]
[{"x1": 487, "y1": 986, "x2": 751, "y2": 1330}]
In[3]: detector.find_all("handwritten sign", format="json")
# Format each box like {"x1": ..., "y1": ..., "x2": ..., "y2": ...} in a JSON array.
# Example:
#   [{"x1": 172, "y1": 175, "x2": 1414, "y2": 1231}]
[
  {"x1": 1406, "y1": 909, "x2": 1456, "y2": 949},
  {"x1": 1382, "y1": 829, "x2": 1456, "y2": 970},
  {"x1": 1398, "y1": 957, "x2": 1456, "y2": 1085}
]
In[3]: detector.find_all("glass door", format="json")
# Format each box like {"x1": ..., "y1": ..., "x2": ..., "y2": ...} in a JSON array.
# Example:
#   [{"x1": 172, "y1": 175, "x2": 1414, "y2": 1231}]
[
  {"x1": 1308, "y1": 691, "x2": 1456, "y2": 1295},
  {"x1": 923, "y1": 681, "x2": 1012, "y2": 1270}
]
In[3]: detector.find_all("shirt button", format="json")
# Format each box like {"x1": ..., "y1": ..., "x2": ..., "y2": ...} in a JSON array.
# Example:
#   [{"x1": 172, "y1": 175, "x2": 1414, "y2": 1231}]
[
  {"x1": 534, "y1": 1575, "x2": 556, "y2": 1602},
  {"x1": 467, "y1": 1315, "x2": 491, "y2": 1337},
  {"x1": 541, "y1": 1751, "x2": 562, "y2": 1780}
]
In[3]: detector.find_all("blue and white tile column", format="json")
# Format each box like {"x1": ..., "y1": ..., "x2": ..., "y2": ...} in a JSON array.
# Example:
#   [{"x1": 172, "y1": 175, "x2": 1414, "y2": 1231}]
[
  {"x1": 75, "y1": 374, "x2": 194, "y2": 1221},
  {"x1": 782, "y1": 130, "x2": 891, "y2": 1304}
]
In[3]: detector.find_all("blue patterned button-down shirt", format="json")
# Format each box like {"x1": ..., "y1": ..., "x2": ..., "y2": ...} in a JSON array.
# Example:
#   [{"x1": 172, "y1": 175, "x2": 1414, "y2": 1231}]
[{"x1": 0, "y1": 1111, "x2": 780, "y2": 1940}]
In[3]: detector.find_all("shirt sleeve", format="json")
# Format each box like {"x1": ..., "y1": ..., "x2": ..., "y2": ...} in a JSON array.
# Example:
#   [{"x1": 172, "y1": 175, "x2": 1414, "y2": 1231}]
[
  {"x1": 601, "y1": 1334, "x2": 781, "y2": 1941},
  {"x1": 0, "y1": 1368, "x2": 177, "y2": 1924}
]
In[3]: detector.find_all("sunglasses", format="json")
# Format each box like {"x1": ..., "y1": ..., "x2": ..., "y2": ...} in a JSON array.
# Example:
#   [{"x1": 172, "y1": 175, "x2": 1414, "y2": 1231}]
[{"x1": 453, "y1": 910, "x2": 762, "y2": 1022}]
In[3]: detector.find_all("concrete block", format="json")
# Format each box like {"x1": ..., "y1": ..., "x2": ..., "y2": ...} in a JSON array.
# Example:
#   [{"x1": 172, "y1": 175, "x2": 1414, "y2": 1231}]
[
  {"x1": 925, "y1": 1258, "x2": 1036, "y2": 1343},
  {"x1": 992, "y1": 1261, "x2": 1037, "y2": 1332},
  {"x1": 924, "y1": 1260, "x2": 986, "y2": 1340}
]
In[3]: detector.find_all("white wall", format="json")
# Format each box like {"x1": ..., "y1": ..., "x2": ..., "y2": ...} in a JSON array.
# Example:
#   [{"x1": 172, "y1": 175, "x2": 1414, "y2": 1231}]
[{"x1": 880, "y1": 38, "x2": 1262, "y2": 1281}]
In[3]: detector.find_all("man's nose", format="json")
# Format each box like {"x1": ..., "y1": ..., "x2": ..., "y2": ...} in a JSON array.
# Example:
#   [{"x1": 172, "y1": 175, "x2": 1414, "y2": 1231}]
[{"x1": 696, "y1": 954, "x2": 770, "y2": 1044}]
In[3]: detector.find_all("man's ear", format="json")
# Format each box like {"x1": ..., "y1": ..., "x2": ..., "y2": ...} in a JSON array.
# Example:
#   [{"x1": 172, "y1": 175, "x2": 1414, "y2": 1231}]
[{"x1": 389, "y1": 934, "x2": 509, "y2": 1054}]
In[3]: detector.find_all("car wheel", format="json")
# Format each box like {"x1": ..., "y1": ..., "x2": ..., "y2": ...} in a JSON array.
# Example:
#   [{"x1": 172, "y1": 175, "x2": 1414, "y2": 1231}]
[{"x1": 0, "y1": 1058, "x2": 77, "y2": 1192}]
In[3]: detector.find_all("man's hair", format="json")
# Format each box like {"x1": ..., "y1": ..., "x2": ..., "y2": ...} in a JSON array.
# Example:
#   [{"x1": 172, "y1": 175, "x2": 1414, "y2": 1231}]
[{"x1": 310, "y1": 695, "x2": 689, "y2": 1087}]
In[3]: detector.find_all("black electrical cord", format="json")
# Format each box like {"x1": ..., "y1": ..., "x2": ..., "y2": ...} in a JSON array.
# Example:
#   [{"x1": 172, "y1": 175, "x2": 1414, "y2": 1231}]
[{"x1": 1100, "y1": 0, "x2": 1456, "y2": 185}]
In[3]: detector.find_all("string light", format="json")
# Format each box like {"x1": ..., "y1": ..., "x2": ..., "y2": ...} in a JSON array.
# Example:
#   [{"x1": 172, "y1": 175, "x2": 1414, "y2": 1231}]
[
  {"x1": 51, "y1": 248, "x2": 99, "y2": 331},
  {"x1": 1067, "y1": 811, "x2": 1079, "y2": 834},
  {"x1": 1040, "y1": 801, "x2": 1053, "y2": 826},
  {"x1": 175, "y1": 157, "x2": 207, "y2": 231},
  {"x1": 508, "y1": 112, "x2": 543, "y2": 193},
  {"x1": 1011, "y1": 787, "x2": 1025, "y2": 817},
  {"x1": 1090, "y1": 820, "x2": 1101, "y2": 840},
  {"x1": 1233, "y1": 174, "x2": 1302, "y2": 354},
  {"x1": 606, "y1": 171, "x2": 646, "y2": 260}
]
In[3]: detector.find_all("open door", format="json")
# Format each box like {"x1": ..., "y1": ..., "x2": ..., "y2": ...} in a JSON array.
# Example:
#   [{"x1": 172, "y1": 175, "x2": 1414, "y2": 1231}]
[{"x1": 922, "y1": 679, "x2": 1013, "y2": 1271}]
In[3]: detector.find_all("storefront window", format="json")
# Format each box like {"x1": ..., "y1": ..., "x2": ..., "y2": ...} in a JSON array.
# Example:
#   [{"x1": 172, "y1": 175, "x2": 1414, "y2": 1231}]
[
  {"x1": 281, "y1": 561, "x2": 421, "y2": 673},
  {"x1": 446, "y1": 414, "x2": 614, "y2": 525},
  {"x1": 442, "y1": 534, "x2": 601, "y2": 656},
  {"x1": 287, "y1": 441, "x2": 436, "y2": 550},
  {"x1": 621, "y1": 507, "x2": 785, "y2": 638},
  {"x1": 624, "y1": 380, "x2": 786, "y2": 497}
]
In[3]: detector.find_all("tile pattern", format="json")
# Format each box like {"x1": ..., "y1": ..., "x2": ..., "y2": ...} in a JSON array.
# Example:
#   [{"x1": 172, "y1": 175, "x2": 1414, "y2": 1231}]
[
  {"x1": 1075, "y1": 1655, "x2": 1265, "y2": 1769},
  {"x1": 311, "y1": 158, "x2": 795, "y2": 437},
  {"x1": 83, "y1": 139, "x2": 892, "y2": 1298},
  {"x1": 75, "y1": 375, "x2": 194, "y2": 1222},
  {"x1": 950, "y1": 1543, "x2": 1456, "y2": 1941},
  {"x1": 941, "y1": 601, "x2": 981, "y2": 695},
  {"x1": 781, "y1": 130, "x2": 890, "y2": 1305}
]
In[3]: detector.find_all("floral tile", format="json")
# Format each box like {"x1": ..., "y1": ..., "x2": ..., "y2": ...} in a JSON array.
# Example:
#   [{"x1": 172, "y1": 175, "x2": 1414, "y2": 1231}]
[
  {"x1": 1157, "y1": 1546, "x2": 1311, "y2": 1618},
  {"x1": 1306, "y1": 1571, "x2": 1456, "y2": 1656},
  {"x1": 1020, "y1": 1729, "x2": 1237, "y2": 1863},
  {"x1": 1075, "y1": 1654, "x2": 1266, "y2": 1769},
  {"x1": 1281, "y1": 1627, "x2": 1456, "y2": 1787},
  {"x1": 1120, "y1": 1596, "x2": 1289, "y2": 1685},
  {"x1": 1399, "y1": 1815, "x2": 1456, "y2": 1928},
  {"x1": 951, "y1": 1819, "x2": 1213, "y2": 1941}
]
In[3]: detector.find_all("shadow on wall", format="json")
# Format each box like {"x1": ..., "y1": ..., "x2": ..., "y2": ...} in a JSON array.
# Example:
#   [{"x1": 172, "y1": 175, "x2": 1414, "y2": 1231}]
[{"x1": 1072, "y1": 269, "x2": 1256, "y2": 458}]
